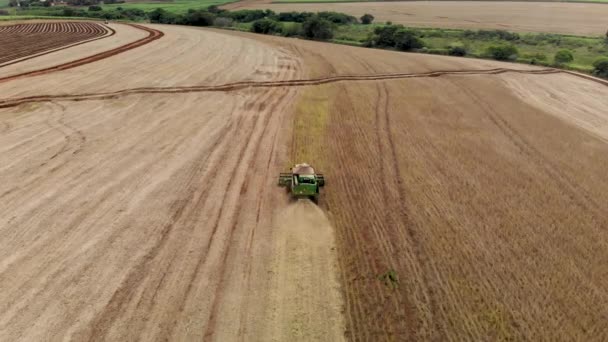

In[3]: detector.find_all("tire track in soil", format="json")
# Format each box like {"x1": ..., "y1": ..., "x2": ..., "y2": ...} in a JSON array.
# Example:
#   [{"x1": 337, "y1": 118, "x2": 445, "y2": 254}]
[
  {"x1": 376, "y1": 81, "x2": 446, "y2": 340},
  {"x1": 0, "y1": 24, "x2": 163, "y2": 85},
  {"x1": 0, "y1": 68, "x2": 567, "y2": 109},
  {"x1": 383, "y1": 82, "x2": 453, "y2": 340},
  {"x1": 203, "y1": 84, "x2": 296, "y2": 341},
  {"x1": 81, "y1": 123, "x2": 235, "y2": 341}
]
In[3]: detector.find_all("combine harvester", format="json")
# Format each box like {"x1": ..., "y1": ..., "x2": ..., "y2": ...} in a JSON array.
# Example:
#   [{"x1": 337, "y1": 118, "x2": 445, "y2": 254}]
[{"x1": 278, "y1": 163, "x2": 325, "y2": 203}]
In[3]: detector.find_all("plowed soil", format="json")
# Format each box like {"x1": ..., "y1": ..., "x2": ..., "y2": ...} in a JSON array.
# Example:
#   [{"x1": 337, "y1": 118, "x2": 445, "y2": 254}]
[
  {"x1": 0, "y1": 22, "x2": 110, "y2": 66},
  {"x1": 228, "y1": 1, "x2": 608, "y2": 36},
  {"x1": 1, "y1": 23, "x2": 608, "y2": 341}
]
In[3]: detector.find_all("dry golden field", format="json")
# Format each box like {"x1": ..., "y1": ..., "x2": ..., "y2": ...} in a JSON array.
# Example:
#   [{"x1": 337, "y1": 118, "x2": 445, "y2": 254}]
[
  {"x1": 1, "y1": 22, "x2": 608, "y2": 341},
  {"x1": 226, "y1": 1, "x2": 608, "y2": 36}
]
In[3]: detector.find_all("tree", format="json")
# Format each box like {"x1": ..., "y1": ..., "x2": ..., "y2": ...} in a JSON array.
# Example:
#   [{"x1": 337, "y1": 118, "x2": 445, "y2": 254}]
[
  {"x1": 251, "y1": 18, "x2": 282, "y2": 34},
  {"x1": 182, "y1": 10, "x2": 215, "y2": 26},
  {"x1": 554, "y1": 49, "x2": 573, "y2": 65},
  {"x1": 360, "y1": 13, "x2": 374, "y2": 25},
  {"x1": 485, "y1": 44, "x2": 518, "y2": 61},
  {"x1": 371, "y1": 25, "x2": 400, "y2": 47},
  {"x1": 394, "y1": 28, "x2": 423, "y2": 51},
  {"x1": 302, "y1": 15, "x2": 333, "y2": 40},
  {"x1": 148, "y1": 8, "x2": 179, "y2": 24},
  {"x1": 593, "y1": 57, "x2": 608, "y2": 78}
]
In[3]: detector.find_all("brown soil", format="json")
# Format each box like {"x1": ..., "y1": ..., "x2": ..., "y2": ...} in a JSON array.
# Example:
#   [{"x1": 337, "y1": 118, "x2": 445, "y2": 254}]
[
  {"x1": 0, "y1": 22, "x2": 111, "y2": 67},
  {"x1": 228, "y1": 1, "x2": 608, "y2": 36},
  {"x1": 0, "y1": 24, "x2": 162, "y2": 84},
  {"x1": 1, "y1": 23, "x2": 608, "y2": 341}
]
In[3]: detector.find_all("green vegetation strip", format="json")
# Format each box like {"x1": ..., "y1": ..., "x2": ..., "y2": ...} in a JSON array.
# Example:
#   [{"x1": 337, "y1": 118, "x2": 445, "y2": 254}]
[{"x1": 1, "y1": 6, "x2": 607, "y2": 77}]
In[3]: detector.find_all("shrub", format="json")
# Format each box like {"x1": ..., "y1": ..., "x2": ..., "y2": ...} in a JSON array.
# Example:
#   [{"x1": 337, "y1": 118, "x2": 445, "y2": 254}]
[
  {"x1": 148, "y1": 8, "x2": 180, "y2": 24},
  {"x1": 593, "y1": 57, "x2": 608, "y2": 78},
  {"x1": 317, "y1": 11, "x2": 356, "y2": 24},
  {"x1": 281, "y1": 22, "x2": 302, "y2": 37},
  {"x1": 367, "y1": 25, "x2": 423, "y2": 50},
  {"x1": 371, "y1": 25, "x2": 400, "y2": 47},
  {"x1": 182, "y1": 10, "x2": 215, "y2": 26},
  {"x1": 302, "y1": 15, "x2": 333, "y2": 40},
  {"x1": 88, "y1": 5, "x2": 102, "y2": 11},
  {"x1": 394, "y1": 28, "x2": 424, "y2": 51},
  {"x1": 278, "y1": 11, "x2": 313, "y2": 23},
  {"x1": 464, "y1": 29, "x2": 519, "y2": 41},
  {"x1": 213, "y1": 17, "x2": 233, "y2": 27},
  {"x1": 62, "y1": 7, "x2": 75, "y2": 16},
  {"x1": 360, "y1": 13, "x2": 374, "y2": 25},
  {"x1": 228, "y1": 9, "x2": 273, "y2": 22},
  {"x1": 0, "y1": 9, "x2": 9, "y2": 15},
  {"x1": 485, "y1": 44, "x2": 518, "y2": 61},
  {"x1": 554, "y1": 49, "x2": 574, "y2": 65},
  {"x1": 251, "y1": 18, "x2": 282, "y2": 34},
  {"x1": 449, "y1": 46, "x2": 467, "y2": 56},
  {"x1": 119, "y1": 8, "x2": 145, "y2": 19}
]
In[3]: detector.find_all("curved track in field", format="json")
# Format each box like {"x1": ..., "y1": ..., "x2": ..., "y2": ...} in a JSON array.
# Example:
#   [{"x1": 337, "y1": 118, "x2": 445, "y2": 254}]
[
  {"x1": 0, "y1": 24, "x2": 163, "y2": 84},
  {"x1": 0, "y1": 67, "x2": 565, "y2": 108},
  {"x1": 0, "y1": 22, "x2": 112, "y2": 66}
]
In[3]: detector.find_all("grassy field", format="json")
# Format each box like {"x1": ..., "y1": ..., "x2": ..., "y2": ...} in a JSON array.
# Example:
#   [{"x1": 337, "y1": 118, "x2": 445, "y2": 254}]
[
  {"x1": 101, "y1": 0, "x2": 235, "y2": 13},
  {"x1": 272, "y1": 0, "x2": 608, "y2": 2},
  {"x1": 273, "y1": 0, "x2": 376, "y2": 3},
  {"x1": 0, "y1": 14, "x2": 97, "y2": 20},
  {"x1": 333, "y1": 24, "x2": 608, "y2": 71}
]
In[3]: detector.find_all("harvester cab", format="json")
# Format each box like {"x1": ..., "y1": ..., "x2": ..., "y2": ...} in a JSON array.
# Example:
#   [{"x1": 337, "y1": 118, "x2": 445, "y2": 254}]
[{"x1": 278, "y1": 163, "x2": 325, "y2": 202}]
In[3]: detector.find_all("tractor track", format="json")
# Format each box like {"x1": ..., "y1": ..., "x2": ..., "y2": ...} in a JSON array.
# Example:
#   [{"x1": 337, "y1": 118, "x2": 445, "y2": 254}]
[
  {"x1": 0, "y1": 67, "x2": 585, "y2": 109},
  {"x1": 0, "y1": 24, "x2": 163, "y2": 84}
]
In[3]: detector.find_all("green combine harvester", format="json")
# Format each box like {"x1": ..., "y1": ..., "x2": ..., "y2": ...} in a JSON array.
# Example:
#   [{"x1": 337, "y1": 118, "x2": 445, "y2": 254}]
[{"x1": 278, "y1": 163, "x2": 325, "y2": 202}]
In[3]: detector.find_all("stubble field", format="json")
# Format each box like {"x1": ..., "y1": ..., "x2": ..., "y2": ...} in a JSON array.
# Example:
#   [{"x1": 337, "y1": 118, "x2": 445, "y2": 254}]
[
  {"x1": 1, "y1": 21, "x2": 608, "y2": 341},
  {"x1": 225, "y1": 1, "x2": 608, "y2": 36}
]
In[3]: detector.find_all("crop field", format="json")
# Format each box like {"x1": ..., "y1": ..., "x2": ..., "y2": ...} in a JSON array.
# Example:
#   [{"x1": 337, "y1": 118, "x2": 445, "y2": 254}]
[
  {"x1": 1, "y1": 21, "x2": 608, "y2": 341},
  {"x1": 230, "y1": 1, "x2": 608, "y2": 36}
]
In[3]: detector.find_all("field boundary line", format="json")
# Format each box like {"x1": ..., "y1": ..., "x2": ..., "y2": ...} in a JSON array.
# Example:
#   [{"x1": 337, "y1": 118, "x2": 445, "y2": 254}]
[
  {"x1": 1, "y1": 67, "x2": 606, "y2": 109},
  {"x1": 0, "y1": 24, "x2": 163, "y2": 84},
  {"x1": 0, "y1": 23, "x2": 115, "y2": 69}
]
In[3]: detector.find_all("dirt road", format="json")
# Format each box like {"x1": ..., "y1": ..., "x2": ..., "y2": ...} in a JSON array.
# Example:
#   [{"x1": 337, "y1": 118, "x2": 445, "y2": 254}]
[
  {"x1": 228, "y1": 1, "x2": 608, "y2": 36},
  {"x1": 2, "y1": 22, "x2": 608, "y2": 341}
]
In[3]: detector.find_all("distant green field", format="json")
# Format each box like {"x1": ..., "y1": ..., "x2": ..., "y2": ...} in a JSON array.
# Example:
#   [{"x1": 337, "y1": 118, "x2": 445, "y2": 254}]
[
  {"x1": 0, "y1": 14, "x2": 95, "y2": 20},
  {"x1": 273, "y1": 0, "x2": 374, "y2": 3},
  {"x1": 102, "y1": 0, "x2": 235, "y2": 13},
  {"x1": 272, "y1": 0, "x2": 608, "y2": 2}
]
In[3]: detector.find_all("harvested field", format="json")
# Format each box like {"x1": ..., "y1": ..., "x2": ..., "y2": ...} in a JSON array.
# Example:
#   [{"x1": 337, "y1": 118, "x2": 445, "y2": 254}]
[
  {"x1": 229, "y1": 1, "x2": 608, "y2": 36},
  {"x1": 0, "y1": 22, "x2": 111, "y2": 66},
  {"x1": 1, "y1": 23, "x2": 608, "y2": 341}
]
